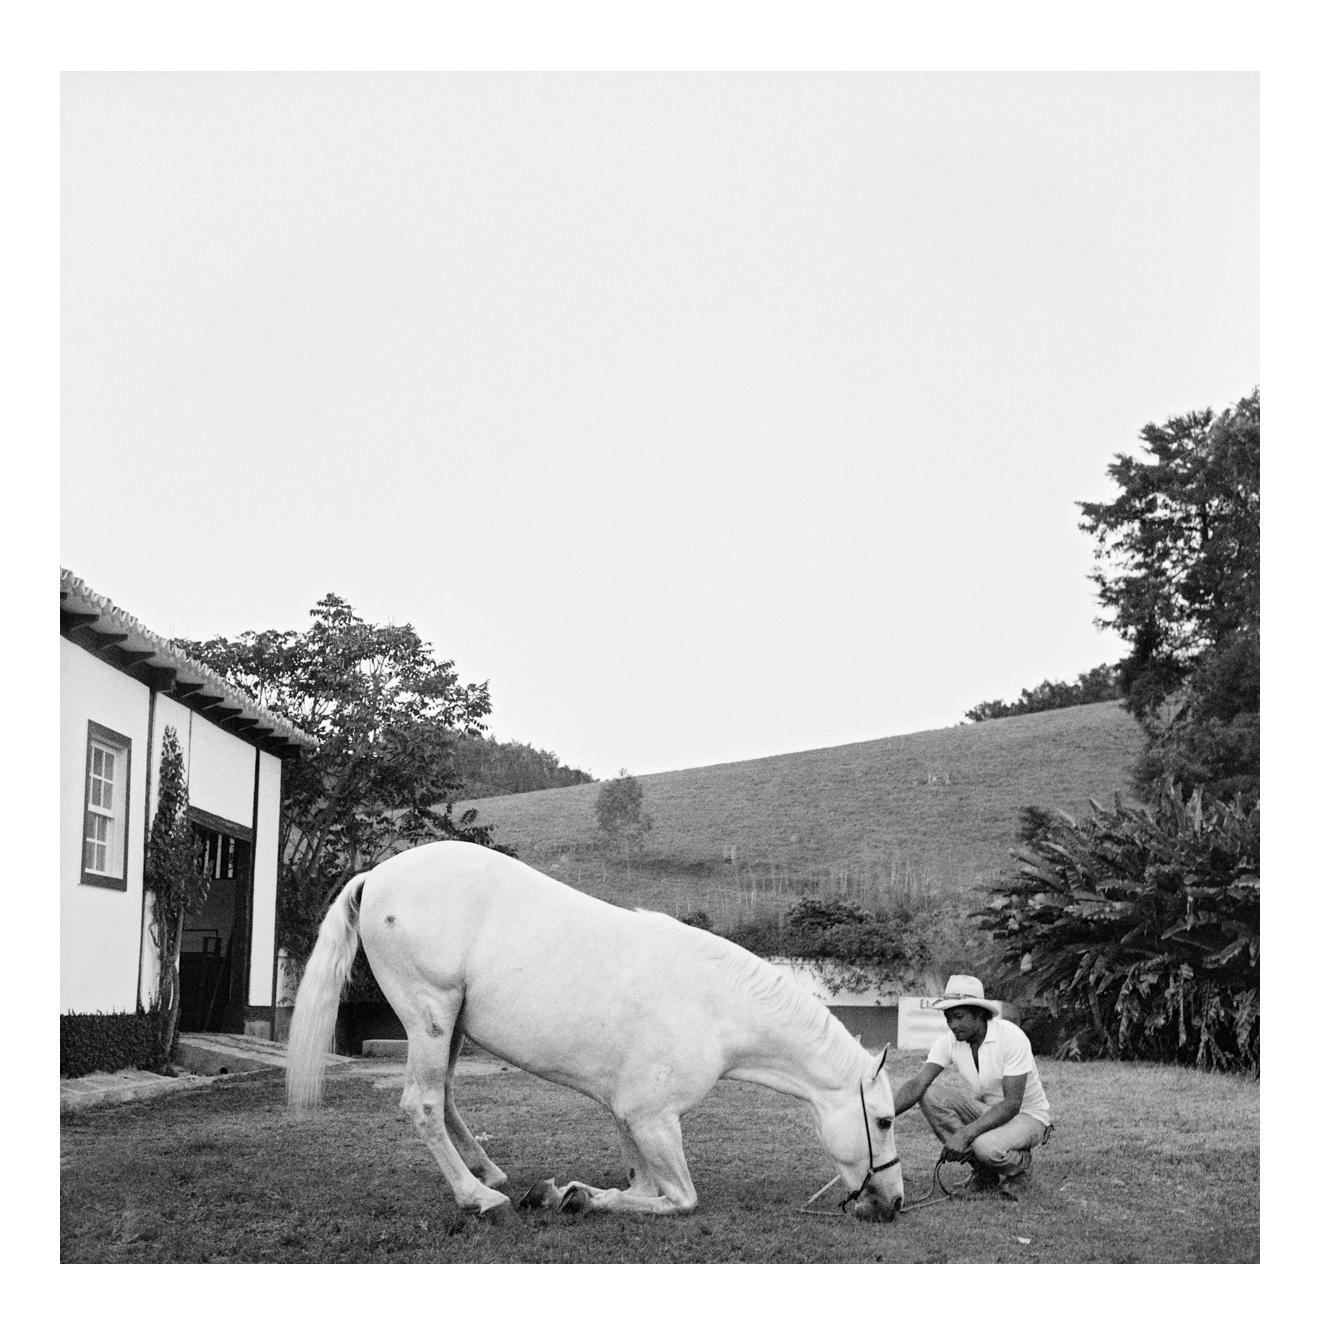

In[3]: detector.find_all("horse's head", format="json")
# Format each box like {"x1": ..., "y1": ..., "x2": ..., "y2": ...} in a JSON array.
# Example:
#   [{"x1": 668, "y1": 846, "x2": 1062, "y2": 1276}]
[{"x1": 818, "y1": 1044, "x2": 903, "y2": 1222}]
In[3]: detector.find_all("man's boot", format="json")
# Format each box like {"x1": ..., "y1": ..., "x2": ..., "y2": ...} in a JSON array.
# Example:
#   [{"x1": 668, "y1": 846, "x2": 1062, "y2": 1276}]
[{"x1": 998, "y1": 1150, "x2": 1033, "y2": 1200}]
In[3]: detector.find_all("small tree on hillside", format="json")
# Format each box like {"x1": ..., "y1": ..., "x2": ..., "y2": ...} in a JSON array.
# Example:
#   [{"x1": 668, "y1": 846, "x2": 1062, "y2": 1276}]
[
  {"x1": 146, "y1": 726, "x2": 208, "y2": 1068},
  {"x1": 595, "y1": 770, "x2": 653, "y2": 863}
]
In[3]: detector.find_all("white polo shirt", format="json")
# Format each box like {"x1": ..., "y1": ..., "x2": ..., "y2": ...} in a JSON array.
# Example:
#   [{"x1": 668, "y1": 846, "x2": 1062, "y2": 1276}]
[{"x1": 926, "y1": 1015, "x2": 1051, "y2": 1126}]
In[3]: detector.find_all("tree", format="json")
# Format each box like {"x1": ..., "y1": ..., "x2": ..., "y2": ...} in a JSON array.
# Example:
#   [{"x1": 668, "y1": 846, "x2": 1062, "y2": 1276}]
[
  {"x1": 965, "y1": 663, "x2": 1122, "y2": 722},
  {"x1": 975, "y1": 782, "x2": 1259, "y2": 1073},
  {"x1": 447, "y1": 732, "x2": 593, "y2": 797},
  {"x1": 145, "y1": 725, "x2": 208, "y2": 1067},
  {"x1": 1078, "y1": 388, "x2": 1259, "y2": 801},
  {"x1": 178, "y1": 595, "x2": 510, "y2": 962},
  {"x1": 594, "y1": 770, "x2": 653, "y2": 860}
]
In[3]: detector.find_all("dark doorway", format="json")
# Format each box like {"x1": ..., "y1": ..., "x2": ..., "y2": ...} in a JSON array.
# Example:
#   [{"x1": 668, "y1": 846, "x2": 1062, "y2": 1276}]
[{"x1": 179, "y1": 817, "x2": 253, "y2": 1033}]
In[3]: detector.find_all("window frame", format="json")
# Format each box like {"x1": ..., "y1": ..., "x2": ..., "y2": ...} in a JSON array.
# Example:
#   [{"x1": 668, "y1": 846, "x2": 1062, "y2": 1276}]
[{"x1": 80, "y1": 721, "x2": 132, "y2": 890}]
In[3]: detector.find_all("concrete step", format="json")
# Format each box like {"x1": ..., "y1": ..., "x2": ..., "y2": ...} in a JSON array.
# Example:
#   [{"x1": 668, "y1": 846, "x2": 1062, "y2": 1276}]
[
  {"x1": 360, "y1": 1039, "x2": 408, "y2": 1059},
  {"x1": 174, "y1": 1031, "x2": 353, "y2": 1076}
]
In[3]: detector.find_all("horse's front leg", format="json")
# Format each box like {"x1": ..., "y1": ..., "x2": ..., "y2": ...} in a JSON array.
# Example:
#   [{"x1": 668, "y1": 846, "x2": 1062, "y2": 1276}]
[
  {"x1": 560, "y1": 1112, "x2": 698, "y2": 1216},
  {"x1": 518, "y1": 1116, "x2": 662, "y2": 1213}
]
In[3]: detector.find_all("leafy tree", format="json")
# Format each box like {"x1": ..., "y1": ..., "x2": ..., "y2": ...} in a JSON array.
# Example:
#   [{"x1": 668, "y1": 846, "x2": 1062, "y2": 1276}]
[
  {"x1": 975, "y1": 781, "x2": 1259, "y2": 1072},
  {"x1": 965, "y1": 664, "x2": 1122, "y2": 722},
  {"x1": 178, "y1": 594, "x2": 510, "y2": 962},
  {"x1": 594, "y1": 770, "x2": 653, "y2": 859},
  {"x1": 145, "y1": 725, "x2": 208, "y2": 1067},
  {"x1": 1078, "y1": 389, "x2": 1259, "y2": 801}
]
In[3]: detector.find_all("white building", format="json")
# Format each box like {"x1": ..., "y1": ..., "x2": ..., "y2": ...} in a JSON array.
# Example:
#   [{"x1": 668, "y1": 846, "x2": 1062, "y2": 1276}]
[{"x1": 61, "y1": 569, "x2": 315, "y2": 1038}]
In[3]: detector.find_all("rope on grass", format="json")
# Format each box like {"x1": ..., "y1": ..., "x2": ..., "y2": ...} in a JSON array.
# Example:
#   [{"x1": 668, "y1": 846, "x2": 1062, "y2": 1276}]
[{"x1": 796, "y1": 1151, "x2": 974, "y2": 1217}]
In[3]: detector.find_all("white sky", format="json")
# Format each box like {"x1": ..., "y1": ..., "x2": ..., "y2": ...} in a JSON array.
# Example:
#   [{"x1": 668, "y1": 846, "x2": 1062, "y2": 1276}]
[{"x1": 60, "y1": 68, "x2": 1258, "y2": 778}]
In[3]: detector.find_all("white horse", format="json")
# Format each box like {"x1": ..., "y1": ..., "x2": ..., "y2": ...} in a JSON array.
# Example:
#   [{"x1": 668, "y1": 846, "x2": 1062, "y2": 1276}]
[{"x1": 286, "y1": 841, "x2": 904, "y2": 1223}]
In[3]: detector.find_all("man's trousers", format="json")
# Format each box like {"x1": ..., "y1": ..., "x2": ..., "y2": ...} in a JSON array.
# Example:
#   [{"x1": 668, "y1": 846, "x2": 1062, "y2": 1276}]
[{"x1": 918, "y1": 1081, "x2": 1046, "y2": 1179}]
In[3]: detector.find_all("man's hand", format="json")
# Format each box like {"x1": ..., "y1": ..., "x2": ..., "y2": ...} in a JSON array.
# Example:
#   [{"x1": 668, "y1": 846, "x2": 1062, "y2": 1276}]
[{"x1": 944, "y1": 1128, "x2": 974, "y2": 1160}]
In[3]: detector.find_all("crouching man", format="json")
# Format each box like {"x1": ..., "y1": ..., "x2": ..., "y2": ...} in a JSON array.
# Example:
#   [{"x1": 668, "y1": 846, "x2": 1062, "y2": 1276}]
[{"x1": 892, "y1": 974, "x2": 1051, "y2": 1199}]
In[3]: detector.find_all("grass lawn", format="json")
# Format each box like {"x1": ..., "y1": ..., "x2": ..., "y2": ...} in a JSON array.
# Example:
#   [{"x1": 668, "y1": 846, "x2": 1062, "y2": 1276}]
[{"x1": 60, "y1": 1049, "x2": 1257, "y2": 1264}]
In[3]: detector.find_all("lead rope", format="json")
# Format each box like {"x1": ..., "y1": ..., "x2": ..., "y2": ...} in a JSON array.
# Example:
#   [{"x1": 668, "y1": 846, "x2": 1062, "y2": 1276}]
[
  {"x1": 798, "y1": 1152, "x2": 972, "y2": 1216},
  {"x1": 800, "y1": 1123, "x2": 1054, "y2": 1217},
  {"x1": 897, "y1": 1149, "x2": 974, "y2": 1212}
]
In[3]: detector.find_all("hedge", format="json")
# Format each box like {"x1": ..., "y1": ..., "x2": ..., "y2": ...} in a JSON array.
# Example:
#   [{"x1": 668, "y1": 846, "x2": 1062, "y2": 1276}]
[{"x1": 60, "y1": 1009, "x2": 163, "y2": 1078}]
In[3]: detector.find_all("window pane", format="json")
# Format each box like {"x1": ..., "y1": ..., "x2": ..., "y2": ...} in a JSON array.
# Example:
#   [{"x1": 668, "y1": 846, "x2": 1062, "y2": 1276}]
[{"x1": 84, "y1": 813, "x2": 108, "y2": 872}]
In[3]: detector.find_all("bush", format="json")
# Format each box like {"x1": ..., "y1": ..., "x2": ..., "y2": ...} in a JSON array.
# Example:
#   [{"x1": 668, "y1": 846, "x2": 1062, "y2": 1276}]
[
  {"x1": 61, "y1": 1009, "x2": 163, "y2": 1078},
  {"x1": 975, "y1": 780, "x2": 1259, "y2": 1072},
  {"x1": 594, "y1": 771, "x2": 653, "y2": 856},
  {"x1": 723, "y1": 896, "x2": 973, "y2": 994}
]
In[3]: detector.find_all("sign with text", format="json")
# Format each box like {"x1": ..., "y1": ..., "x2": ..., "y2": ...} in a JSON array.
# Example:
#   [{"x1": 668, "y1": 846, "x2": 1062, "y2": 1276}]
[{"x1": 897, "y1": 997, "x2": 948, "y2": 1051}]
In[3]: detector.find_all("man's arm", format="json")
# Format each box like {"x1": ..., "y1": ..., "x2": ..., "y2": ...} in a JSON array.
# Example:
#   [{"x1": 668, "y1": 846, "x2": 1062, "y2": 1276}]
[
  {"x1": 943, "y1": 1073, "x2": 1027, "y2": 1157},
  {"x1": 892, "y1": 1062, "x2": 945, "y2": 1115}
]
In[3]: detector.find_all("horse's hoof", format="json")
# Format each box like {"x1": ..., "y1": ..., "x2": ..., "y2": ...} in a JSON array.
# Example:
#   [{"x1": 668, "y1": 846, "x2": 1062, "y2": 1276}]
[
  {"x1": 518, "y1": 1178, "x2": 561, "y2": 1211},
  {"x1": 480, "y1": 1202, "x2": 517, "y2": 1227},
  {"x1": 559, "y1": 1184, "x2": 591, "y2": 1215}
]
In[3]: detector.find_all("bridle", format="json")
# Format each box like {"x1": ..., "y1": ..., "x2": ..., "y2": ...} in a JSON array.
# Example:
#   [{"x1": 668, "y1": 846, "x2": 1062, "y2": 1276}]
[{"x1": 838, "y1": 1078, "x2": 900, "y2": 1212}]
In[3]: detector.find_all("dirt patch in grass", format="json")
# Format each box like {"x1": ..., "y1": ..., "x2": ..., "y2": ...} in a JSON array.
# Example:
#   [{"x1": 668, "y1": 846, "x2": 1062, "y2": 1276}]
[{"x1": 60, "y1": 1052, "x2": 1257, "y2": 1264}]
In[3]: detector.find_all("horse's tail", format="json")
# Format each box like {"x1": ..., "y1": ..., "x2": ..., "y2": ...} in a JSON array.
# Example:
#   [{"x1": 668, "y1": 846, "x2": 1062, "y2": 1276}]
[{"x1": 285, "y1": 871, "x2": 370, "y2": 1112}]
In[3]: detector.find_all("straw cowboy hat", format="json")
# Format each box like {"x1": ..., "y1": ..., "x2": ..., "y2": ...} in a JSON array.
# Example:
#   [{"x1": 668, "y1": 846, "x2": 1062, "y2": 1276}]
[{"x1": 931, "y1": 974, "x2": 1001, "y2": 1017}]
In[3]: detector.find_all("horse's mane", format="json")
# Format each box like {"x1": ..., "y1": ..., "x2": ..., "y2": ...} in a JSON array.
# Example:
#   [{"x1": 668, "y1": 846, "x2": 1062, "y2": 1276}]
[{"x1": 649, "y1": 913, "x2": 868, "y2": 1074}]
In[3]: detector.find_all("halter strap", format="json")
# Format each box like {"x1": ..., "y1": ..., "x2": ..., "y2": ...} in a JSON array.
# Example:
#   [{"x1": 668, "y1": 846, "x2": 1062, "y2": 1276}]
[{"x1": 839, "y1": 1079, "x2": 901, "y2": 1210}]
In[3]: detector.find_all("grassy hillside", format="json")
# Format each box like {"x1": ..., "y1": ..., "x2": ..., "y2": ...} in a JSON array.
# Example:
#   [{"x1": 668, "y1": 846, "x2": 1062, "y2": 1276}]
[{"x1": 458, "y1": 701, "x2": 1144, "y2": 929}]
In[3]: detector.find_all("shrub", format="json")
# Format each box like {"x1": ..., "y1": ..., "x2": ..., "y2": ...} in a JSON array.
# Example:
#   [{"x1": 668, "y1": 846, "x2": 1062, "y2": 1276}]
[
  {"x1": 594, "y1": 771, "x2": 653, "y2": 857},
  {"x1": 975, "y1": 780, "x2": 1259, "y2": 1072},
  {"x1": 723, "y1": 896, "x2": 974, "y2": 994},
  {"x1": 61, "y1": 1009, "x2": 162, "y2": 1078}
]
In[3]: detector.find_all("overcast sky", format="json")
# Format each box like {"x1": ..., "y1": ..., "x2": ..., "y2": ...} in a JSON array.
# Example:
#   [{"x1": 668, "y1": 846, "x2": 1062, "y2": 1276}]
[{"x1": 61, "y1": 72, "x2": 1258, "y2": 779}]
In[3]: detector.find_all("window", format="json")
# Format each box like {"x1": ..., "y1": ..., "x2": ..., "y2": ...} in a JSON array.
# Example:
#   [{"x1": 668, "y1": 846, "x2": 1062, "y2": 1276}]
[{"x1": 82, "y1": 722, "x2": 131, "y2": 889}]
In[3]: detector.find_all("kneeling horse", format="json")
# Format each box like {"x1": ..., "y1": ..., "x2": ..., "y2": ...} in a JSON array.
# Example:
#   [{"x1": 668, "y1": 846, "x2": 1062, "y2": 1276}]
[{"x1": 286, "y1": 841, "x2": 904, "y2": 1222}]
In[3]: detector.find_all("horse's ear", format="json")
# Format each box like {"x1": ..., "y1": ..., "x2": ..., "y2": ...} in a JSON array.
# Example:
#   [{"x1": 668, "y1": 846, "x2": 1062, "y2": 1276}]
[{"x1": 870, "y1": 1043, "x2": 891, "y2": 1080}]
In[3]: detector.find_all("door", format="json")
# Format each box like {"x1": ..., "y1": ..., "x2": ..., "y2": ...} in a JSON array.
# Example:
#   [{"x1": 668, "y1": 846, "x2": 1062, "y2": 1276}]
[{"x1": 179, "y1": 816, "x2": 253, "y2": 1033}]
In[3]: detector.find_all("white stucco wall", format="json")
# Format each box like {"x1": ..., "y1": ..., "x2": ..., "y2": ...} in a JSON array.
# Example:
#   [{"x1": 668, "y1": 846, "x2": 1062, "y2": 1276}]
[
  {"x1": 185, "y1": 714, "x2": 259, "y2": 829},
  {"x1": 248, "y1": 749, "x2": 283, "y2": 1010},
  {"x1": 61, "y1": 641, "x2": 151, "y2": 1014}
]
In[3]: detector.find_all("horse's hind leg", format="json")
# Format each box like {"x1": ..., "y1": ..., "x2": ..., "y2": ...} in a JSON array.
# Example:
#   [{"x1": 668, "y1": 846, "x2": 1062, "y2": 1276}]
[
  {"x1": 399, "y1": 995, "x2": 511, "y2": 1218},
  {"x1": 443, "y1": 1022, "x2": 507, "y2": 1189}
]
